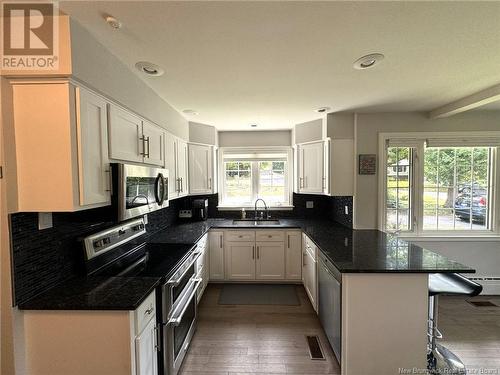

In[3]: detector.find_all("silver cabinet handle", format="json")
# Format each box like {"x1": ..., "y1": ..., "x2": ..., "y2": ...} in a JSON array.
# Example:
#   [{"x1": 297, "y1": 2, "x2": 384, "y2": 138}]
[
  {"x1": 257, "y1": 246, "x2": 260, "y2": 259},
  {"x1": 105, "y1": 168, "x2": 112, "y2": 192},
  {"x1": 208, "y1": 177, "x2": 212, "y2": 190},
  {"x1": 146, "y1": 136, "x2": 150, "y2": 158},
  {"x1": 219, "y1": 234, "x2": 223, "y2": 248},
  {"x1": 287, "y1": 235, "x2": 290, "y2": 249},
  {"x1": 252, "y1": 246, "x2": 255, "y2": 259},
  {"x1": 303, "y1": 252, "x2": 307, "y2": 267},
  {"x1": 139, "y1": 136, "x2": 146, "y2": 156},
  {"x1": 299, "y1": 177, "x2": 303, "y2": 189},
  {"x1": 322, "y1": 177, "x2": 326, "y2": 190},
  {"x1": 180, "y1": 177, "x2": 183, "y2": 192},
  {"x1": 144, "y1": 305, "x2": 154, "y2": 316},
  {"x1": 153, "y1": 325, "x2": 161, "y2": 352}
]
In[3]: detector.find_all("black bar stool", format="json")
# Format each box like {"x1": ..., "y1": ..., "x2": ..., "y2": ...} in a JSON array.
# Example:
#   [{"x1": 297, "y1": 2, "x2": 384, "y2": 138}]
[{"x1": 427, "y1": 273, "x2": 483, "y2": 375}]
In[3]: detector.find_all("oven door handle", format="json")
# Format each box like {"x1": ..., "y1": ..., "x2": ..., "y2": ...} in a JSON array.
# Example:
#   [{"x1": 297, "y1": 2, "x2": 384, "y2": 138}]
[
  {"x1": 167, "y1": 278, "x2": 202, "y2": 327},
  {"x1": 166, "y1": 249, "x2": 201, "y2": 286}
]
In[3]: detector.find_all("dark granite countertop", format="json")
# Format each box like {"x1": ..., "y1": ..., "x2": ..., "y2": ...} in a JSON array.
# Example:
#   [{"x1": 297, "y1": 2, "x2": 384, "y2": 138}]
[
  {"x1": 149, "y1": 218, "x2": 474, "y2": 274},
  {"x1": 18, "y1": 276, "x2": 161, "y2": 310}
]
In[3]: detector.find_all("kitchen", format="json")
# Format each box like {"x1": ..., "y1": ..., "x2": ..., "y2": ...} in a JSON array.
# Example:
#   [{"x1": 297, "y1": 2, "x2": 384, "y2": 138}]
[{"x1": 1, "y1": 2, "x2": 500, "y2": 375}]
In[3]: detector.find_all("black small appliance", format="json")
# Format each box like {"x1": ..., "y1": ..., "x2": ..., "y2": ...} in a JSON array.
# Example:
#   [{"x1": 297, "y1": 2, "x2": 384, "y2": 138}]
[{"x1": 192, "y1": 198, "x2": 208, "y2": 221}]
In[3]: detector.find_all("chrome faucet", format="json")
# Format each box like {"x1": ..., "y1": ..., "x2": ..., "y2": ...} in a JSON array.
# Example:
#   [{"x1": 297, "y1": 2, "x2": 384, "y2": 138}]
[{"x1": 254, "y1": 198, "x2": 269, "y2": 220}]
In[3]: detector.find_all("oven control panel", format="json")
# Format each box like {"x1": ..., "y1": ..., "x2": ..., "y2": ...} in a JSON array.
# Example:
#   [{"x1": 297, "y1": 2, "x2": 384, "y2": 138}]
[{"x1": 83, "y1": 218, "x2": 147, "y2": 260}]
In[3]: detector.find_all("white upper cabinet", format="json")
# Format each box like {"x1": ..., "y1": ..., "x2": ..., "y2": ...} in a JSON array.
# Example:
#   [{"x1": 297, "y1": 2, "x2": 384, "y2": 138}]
[
  {"x1": 108, "y1": 105, "x2": 143, "y2": 163},
  {"x1": 108, "y1": 104, "x2": 165, "y2": 167},
  {"x1": 165, "y1": 133, "x2": 189, "y2": 199},
  {"x1": 142, "y1": 120, "x2": 165, "y2": 167},
  {"x1": 176, "y1": 139, "x2": 189, "y2": 197},
  {"x1": 298, "y1": 141, "x2": 325, "y2": 194},
  {"x1": 188, "y1": 143, "x2": 214, "y2": 195},
  {"x1": 76, "y1": 87, "x2": 111, "y2": 206},
  {"x1": 6, "y1": 79, "x2": 111, "y2": 212}
]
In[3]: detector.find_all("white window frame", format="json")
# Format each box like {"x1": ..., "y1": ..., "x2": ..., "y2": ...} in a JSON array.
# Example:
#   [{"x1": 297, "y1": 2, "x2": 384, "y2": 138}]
[
  {"x1": 378, "y1": 131, "x2": 500, "y2": 238},
  {"x1": 217, "y1": 146, "x2": 294, "y2": 210}
]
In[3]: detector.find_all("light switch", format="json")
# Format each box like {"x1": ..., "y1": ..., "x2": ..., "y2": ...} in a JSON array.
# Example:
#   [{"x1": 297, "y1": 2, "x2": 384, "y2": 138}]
[
  {"x1": 306, "y1": 201, "x2": 314, "y2": 209},
  {"x1": 344, "y1": 206, "x2": 349, "y2": 215},
  {"x1": 38, "y1": 212, "x2": 53, "y2": 230}
]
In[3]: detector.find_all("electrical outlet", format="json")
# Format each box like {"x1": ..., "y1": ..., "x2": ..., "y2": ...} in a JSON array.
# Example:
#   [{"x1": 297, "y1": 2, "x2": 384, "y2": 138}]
[
  {"x1": 344, "y1": 206, "x2": 349, "y2": 215},
  {"x1": 306, "y1": 201, "x2": 314, "y2": 209},
  {"x1": 38, "y1": 212, "x2": 53, "y2": 230}
]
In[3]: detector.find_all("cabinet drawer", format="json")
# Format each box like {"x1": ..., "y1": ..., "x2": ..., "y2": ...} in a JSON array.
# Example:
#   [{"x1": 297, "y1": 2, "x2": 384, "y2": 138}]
[
  {"x1": 225, "y1": 231, "x2": 255, "y2": 242},
  {"x1": 304, "y1": 235, "x2": 317, "y2": 259},
  {"x1": 255, "y1": 230, "x2": 285, "y2": 242},
  {"x1": 135, "y1": 291, "x2": 156, "y2": 335}
]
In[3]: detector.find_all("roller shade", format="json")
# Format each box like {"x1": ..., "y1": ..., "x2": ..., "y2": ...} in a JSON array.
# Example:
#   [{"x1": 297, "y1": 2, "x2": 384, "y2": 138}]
[
  {"x1": 222, "y1": 148, "x2": 289, "y2": 162},
  {"x1": 425, "y1": 137, "x2": 500, "y2": 148},
  {"x1": 386, "y1": 138, "x2": 423, "y2": 148}
]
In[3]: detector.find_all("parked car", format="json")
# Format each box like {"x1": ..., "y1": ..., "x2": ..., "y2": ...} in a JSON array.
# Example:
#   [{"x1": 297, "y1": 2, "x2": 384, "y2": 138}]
[{"x1": 454, "y1": 189, "x2": 487, "y2": 224}]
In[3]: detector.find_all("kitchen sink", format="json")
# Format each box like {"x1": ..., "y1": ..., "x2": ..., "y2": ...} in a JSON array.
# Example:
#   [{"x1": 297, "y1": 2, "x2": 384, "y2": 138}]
[{"x1": 232, "y1": 219, "x2": 281, "y2": 226}]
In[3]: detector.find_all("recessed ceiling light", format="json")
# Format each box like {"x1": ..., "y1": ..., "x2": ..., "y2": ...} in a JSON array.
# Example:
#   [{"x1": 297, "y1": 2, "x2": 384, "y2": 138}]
[
  {"x1": 315, "y1": 107, "x2": 331, "y2": 113},
  {"x1": 353, "y1": 53, "x2": 385, "y2": 70},
  {"x1": 105, "y1": 15, "x2": 122, "y2": 29},
  {"x1": 250, "y1": 124, "x2": 258, "y2": 128},
  {"x1": 135, "y1": 61, "x2": 164, "y2": 76},
  {"x1": 182, "y1": 109, "x2": 199, "y2": 115}
]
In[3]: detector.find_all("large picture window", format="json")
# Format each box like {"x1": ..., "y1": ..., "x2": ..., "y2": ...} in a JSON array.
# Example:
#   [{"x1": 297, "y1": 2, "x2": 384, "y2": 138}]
[
  {"x1": 380, "y1": 133, "x2": 499, "y2": 236},
  {"x1": 220, "y1": 149, "x2": 291, "y2": 208}
]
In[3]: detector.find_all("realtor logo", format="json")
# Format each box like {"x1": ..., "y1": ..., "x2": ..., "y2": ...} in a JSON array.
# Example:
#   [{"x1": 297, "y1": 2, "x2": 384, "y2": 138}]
[{"x1": 1, "y1": 1, "x2": 59, "y2": 70}]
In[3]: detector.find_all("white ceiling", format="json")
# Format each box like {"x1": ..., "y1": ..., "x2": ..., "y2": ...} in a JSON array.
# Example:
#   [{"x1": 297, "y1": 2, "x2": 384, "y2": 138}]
[{"x1": 59, "y1": 1, "x2": 500, "y2": 130}]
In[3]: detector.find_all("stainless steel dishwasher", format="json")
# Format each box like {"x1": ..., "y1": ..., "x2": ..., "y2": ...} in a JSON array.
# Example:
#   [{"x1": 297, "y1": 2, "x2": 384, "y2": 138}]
[{"x1": 318, "y1": 251, "x2": 341, "y2": 363}]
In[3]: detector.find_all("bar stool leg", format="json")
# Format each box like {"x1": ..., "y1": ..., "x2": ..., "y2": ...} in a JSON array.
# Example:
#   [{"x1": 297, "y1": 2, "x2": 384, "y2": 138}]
[{"x1": 427, "y1": 295, "x2": 466, "y2": 375}]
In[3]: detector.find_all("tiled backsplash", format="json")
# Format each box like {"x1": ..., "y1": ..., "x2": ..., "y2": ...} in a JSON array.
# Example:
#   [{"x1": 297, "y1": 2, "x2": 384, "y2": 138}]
[
  {"x1": 10, "y1": 192, "x2": 352, "y2": 306},
  {"x1": 10, "y1": 197, "x2": 190, "y2": 306}
]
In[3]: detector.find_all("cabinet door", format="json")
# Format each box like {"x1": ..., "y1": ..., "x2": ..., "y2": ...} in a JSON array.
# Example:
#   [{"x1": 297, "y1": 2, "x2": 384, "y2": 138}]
[
  {"x1": 256, "y1": 242, "x2": 285, "y2": 280},
  {"x1": 135, "y1": 317, "x2": 158, "y2": 375},
  {"x1": 209, "y1": 231, "x2": 225, "y2": 280},
  {"x1": 285, "y1": 231, "x2": 302, "y2": 280},
  {"x1": 177, "y1": 139, "x2": 189, "y2": 197},
  {"x1": 165, "y1": 132, "x2": 178, "y2": 198},
  {"x1": 108, "y1": 104, "x2": 143, "y2": 163},
  {"x1": 304, "y1": 250, "x2": 318, "y2": 311},
  {"x1": 75, "y1": 87, "x2": 111, "y2": 206},
  {"x1": 142, "y1": 121, "x2": 165, "y2": 167},
  {"x1": 188, "y1": 144, "x2": 212, "y2": 194},
  {"x1": 226, "y1": 241, "x2": 256, "y2": 280},
  {"x1": 301, "y1": 142, "x2": 324, "y2": 194}
]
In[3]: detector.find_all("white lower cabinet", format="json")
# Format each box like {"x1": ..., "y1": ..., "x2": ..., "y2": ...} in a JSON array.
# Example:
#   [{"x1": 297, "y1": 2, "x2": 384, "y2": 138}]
[
  {"x1": 195, "y1": 234, "x2": 209, "y2": 303},
  {"x1": 285, "y1": 231, "x2": 302, "y2": 280},
  {"x1": 302, "y1": 234, "x2": 318, "y2": 311},
  {"x1": 209, "y1": 229, "x2": 302, "y2": 282},
  {"x1": 256, "y1": 242, "x2": 285, "y2": 280},
  {"x1": 209, "y1": 231, "x2": 225, "y2": 280},
  {"x1": 22, "y1": 290, "x2": 158, "y2": 375},
  {"x1": 135, "y1": 316, "x2": 158, "y2": 375},
  {"x1": 226, "y1": 241, "x2": 256, "y2": 280}
]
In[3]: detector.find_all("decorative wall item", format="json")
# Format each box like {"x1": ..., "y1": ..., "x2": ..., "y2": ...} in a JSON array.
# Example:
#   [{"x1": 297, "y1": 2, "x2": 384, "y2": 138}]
[{"x1": 358, "y1": 154, "x2": 377, "y2": 175}]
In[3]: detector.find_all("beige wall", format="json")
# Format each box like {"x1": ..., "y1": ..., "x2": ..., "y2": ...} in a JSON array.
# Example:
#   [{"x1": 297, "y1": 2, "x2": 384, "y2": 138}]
[
  {"x1": 70, "y1": 19, "x2": 189, "y2": 139},
  {"x1": 189, "y1": 122, "x2": 217, "y2": 145},
  {"x1": 219, "y1": 130, "x2": 291, "y2": 147},
  {"x1": 294, "y1": 118, "x2": 323, "y2": 143},
  {"x1": 0, "y1": 78, "x2": 15, "y2": 375},
  {"x1": 354, "y1": 111, "x2": 500, "y2": 229}
]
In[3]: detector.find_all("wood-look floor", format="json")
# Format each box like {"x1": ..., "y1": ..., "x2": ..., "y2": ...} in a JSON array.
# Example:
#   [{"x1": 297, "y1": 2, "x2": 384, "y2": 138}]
[
  {"x1": 439, "y1": 295, "x2": 500, "y2": 373},
  {"x1": 180, "y1": 284, "x2": 500, "y2": 375}
]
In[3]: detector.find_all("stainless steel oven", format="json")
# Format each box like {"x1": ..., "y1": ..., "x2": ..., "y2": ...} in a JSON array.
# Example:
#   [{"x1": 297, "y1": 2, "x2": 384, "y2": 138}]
[
  {"x1": 161, "y1": 248, "x2": 201, "y2": 375},
  {"x1": 114, "y1": 163, "x2": 169, "y2": 221}
]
